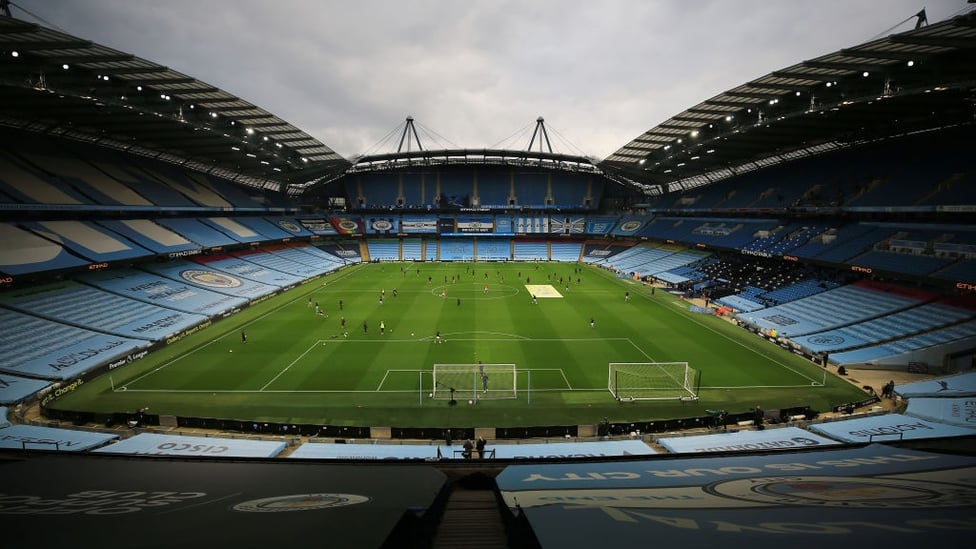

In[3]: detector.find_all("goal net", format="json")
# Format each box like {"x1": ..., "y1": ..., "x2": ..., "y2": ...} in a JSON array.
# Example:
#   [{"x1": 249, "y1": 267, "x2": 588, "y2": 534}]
[
  {"x1": 608, "y1": 362, "x2": 700, "y2": 401},
  {"x1": 432, "y1": 363, "x2": 517, "y2": 401}
]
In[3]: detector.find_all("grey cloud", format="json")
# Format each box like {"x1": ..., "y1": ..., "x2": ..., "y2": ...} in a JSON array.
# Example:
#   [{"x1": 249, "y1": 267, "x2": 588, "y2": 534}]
[{"x1": 18, "y1": 0, "x2": 967, "y2": 160}]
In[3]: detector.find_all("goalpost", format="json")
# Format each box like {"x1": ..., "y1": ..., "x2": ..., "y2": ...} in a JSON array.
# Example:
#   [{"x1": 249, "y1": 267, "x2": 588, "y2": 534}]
[
  {"x1": 608, "y1": 362, "x2": 700, "y2": 401},
  {"x1": 431, "y1": 363, "x2": 517, "y2": 401}
]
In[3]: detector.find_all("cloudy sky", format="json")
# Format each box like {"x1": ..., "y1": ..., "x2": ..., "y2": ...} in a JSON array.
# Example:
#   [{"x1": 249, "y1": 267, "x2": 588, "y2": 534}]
[{"x1": 16, "y1": 0, "x2": 969, "y2": 161}]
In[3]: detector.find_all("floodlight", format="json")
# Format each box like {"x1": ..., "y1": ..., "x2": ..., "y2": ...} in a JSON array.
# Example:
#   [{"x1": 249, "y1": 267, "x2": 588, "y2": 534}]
[
  {"x1": 136, "y1": 85, "x2": 142, "y2": 91},
  {"x1": 724, "y1": 115, "x2": 733, "y2": 122},
  {"x1": 907, "y1": 60, "x2": 915, "y2": 67},
  {"x1": 638, "y1": 159, "x2": 646, "y2": 165},
  {"x1": 862, "y1": 71, "x2": 869, "y2": 77},
  {"x1": 210, "y1": 112, "x2": 218, "y2": 118},
  {"x1": 246, "y1": 128, "x2": 254, "y2": 135},
  {"x1": 10, "y1": 51, "x2": 18, "y2": 57},
  {"x1": 676, "y1": 138, "x2": 682, "y2": 144},
  {"x1": 690, "y1": 130, "x2": 699, "y2": 137},
  {"x1": 825, "y1": 82, "x2": 832, "y2": 87},
  {"x1": 796, "y1": 91, "x2": 801, "y2": 96},
  {"x1": 102, "y1": 75, "x2": 109, "y2": 81},
  {"x1": 62, "y1": 63, "x2": 69, "y2": 70}
]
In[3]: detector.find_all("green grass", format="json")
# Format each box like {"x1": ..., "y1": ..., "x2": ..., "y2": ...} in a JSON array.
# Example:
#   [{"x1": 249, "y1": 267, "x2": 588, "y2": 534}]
[{"x1": 50, "y1": 261, "x2": 867, "y2": 428}]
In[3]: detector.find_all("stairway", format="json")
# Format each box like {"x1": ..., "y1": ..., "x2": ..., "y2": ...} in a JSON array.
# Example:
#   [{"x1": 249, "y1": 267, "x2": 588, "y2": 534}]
[{"x1": 431, "y1": 486, "x2": 509, "y2": 549}]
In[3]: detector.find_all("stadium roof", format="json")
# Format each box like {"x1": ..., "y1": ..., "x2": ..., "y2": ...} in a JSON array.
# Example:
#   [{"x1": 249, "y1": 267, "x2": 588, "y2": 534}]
[
  {"x1": 600, "y1": 10, "x2": 976, "y2": 195},
  {"x1": 0, "y1": 16, "x2": 351, "y2": 191}
]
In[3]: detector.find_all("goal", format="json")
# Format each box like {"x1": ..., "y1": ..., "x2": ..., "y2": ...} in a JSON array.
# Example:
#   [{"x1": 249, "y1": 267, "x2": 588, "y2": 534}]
[
  {"x1": 432, "y1": 363, "x2": 517, "y2": 401},
  {"x1": 608, "y1": 362, "x2": 700, "y2": 401}
]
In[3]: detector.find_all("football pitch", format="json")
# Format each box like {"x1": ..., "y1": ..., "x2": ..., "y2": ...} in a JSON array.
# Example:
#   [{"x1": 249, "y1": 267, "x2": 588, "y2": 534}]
[{"x1": 50, "y1": 261, "x2": 867, "y2": 428}]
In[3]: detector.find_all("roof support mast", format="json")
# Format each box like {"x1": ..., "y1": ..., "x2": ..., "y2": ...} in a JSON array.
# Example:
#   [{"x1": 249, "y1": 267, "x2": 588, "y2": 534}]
[
  {"x1": 397, "y1": 115, "x2": 424, "y2": 153},
  {"x1": 526, "y1": 116, "x2": 554, "y2": 154}
]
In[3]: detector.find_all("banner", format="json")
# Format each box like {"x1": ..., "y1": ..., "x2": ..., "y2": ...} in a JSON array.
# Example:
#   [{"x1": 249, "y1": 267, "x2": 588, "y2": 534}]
[
  {"x1": 456, "y1": 215, "x2": 494, "y2": 233},
  {"x1": 329, "y1": 215, "x2": 363, "y2": 235},
  {"x1": 365, "y1": 216, "x2": 399, "y2": 235},
  {"x1": 399, "y1": 215, "x2": 438, "y2": 234},
  {"x1": 549, "y1": 217, "x2": 586, "y2": 234}
]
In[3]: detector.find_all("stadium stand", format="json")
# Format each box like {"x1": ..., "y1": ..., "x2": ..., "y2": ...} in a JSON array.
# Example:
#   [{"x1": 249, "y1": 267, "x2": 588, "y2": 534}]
[
  {"x1": 20, "y1": 220, "x2": 154, "y2": 262},
  {"x1": 96, "y1": 219, "x2": 201, "y2": 255},
  {"x1": 0, "y1": 280, "x2": 209, "y2": 341},
  {"x1": 549, "y1": 241, "x2": 583, "y2": 262},
  {"x1": 0, "y1": 307, "x2": 146, "y2": 380},
  {"x1": 79, "y1": 268, "x2": 249, "y2": 316},
  {"x1": 476, "y1": 238, "x2": 511, "y2": 261},
  {"x1": 193, "y1": 254, "x2": 306, "y2": 287},
  {"x1": 0, "y1": 222, "x2": 89, "y2": 275},
  {"x1": 154, "y1": 218, "x2": 241, "y2": 248},
  {"x1": 513, "y1": 240, "x2": 549, "y2": 261},
  {"x1": 367, "y1": 239, "x2": 400, "y2": 261},
  {"x1": 736, "y1": 281, "x2": 930, "y2": 337},
  {"x1": 401, "y1": 238, "x2": 423, "y2": 260}
]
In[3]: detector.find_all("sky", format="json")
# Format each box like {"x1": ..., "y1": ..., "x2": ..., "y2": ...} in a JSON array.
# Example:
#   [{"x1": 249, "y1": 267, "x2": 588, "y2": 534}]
[{"x1": 15, "y1": 0, "x2": 971, "y2": 161}]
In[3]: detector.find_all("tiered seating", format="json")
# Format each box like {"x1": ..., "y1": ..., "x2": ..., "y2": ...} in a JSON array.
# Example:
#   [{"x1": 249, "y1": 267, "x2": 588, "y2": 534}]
[
  {"x1": 0, "y1": 151, "x2": 88, "y2": 206},
  {"x1": 643, "y1": 250, "x2": 710, "y2": 277},
  {"x1": 710, "y1": 220, "x2": 780, "y2": 248},
  {"x1": 1, "y1": 281, "x2": 208, "y2": 341},
  {"x1": 477, "y1": 172, "x2": 509, "y2": 207},
  {"x1": 802, "y1": 225, "x2": 896, "y2": 263},
  {"x1": 21, "y1": 220, "x2": 153, "y2": 262},
  {"x1": 476, "y1": 239, "x2": 511, "y2": 261},
  {"x1": 514, "y1": 174, "x2": 547, "y2": 207},
  {"x1": 934, "y1": 259, "x2": 976, "y2": 283},
  {"x1": 716, "y1": 290, "x2": 766, "y2": 312},
  {"x1": 401, "y1": 238, "x2": 423, "y2": 260},
  {"x1": 17, "y1": 150, "x2": 155, "y2": 207},
  {"x1": 359, "y1": 173, "x2": 400, "y2": 207},
  {"x1": 138, "y1": 166, "x2": 234, "y2": 208},
  {"x1": 759, "y1": 279, "x2": 837, "y2": 306},
  {"x1": 549, "y1": 242, "x2": 582, "y2": 262},
  {"x1": 232, "y1": 217, "x2": 298, "y2": 240},
  {"x1": 736, "y1": 282, "x2": 925, "y2": 337},
  {"x1": 655, "y1": 264, "x2": 701, "y2": 285},
  {"x1": 438, "y1": 170, "x2": 474, "y2": 208},
  {"x1": 829, "y1": 319, "x2": 976, "y2": 365},
  {"x1": 439, "y1": 239, "x2": 474, "y2": 261},
  {"x1": 198, "y1": 217, "x2": 266, "y2": 244},
  {"x1": 97, "y1": 219, "x2": 200, "y2": 254},
  {"x1": 234, "y1": 249, "x2": 331, "y2": 278},
  {"x1": 155, "y1": 218, "x2": 239, "y2": 248},
  {"x1": 424, "y1": 239, "x2": 437, "y2": 261},
  {"x1": 367, "y1": 239, "x2": 400, "y2": 261},
  {"x1": 143, "y1": 260, "x2": 279, "y2": 300},
  {"x1": 853, "y1": 250, "x2": 952, "y2": 276},
  {"x1": 193, "y1": 254, "x2": 305, "y2": 287},
  {"x1": 81, "y1": 268, "x2": 248, "y2": 316},
  {"x1": 297, "y1": 243, "x2": 358, "y2": 266},
  {"x1": 0, "y1": 308, "x2": 145, "y2": 380},
  {"x1": 279, "y1": 245, "x2": 352, "y2": 272},
  {"x1": 581, "y1": 244, "x2": 634, "y2": 265},
  {"x1": 92, "y1": 157, "x2": 198, "y2": 207},
  {"x1": 0, "y1": 223, "x2": 88, "y2": 276},
  {"x1": 513, "y1": 241, "x2": 548, "y2": 261},
  {"x1": 792, "y1": 301, "x2": 974, "y2": 354}
]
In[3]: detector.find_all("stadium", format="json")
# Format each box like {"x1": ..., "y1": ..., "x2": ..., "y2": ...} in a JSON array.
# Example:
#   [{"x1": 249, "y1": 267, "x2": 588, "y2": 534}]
[{"x1": 0, "y1": 3, "x2": 974, "y2": 548}]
